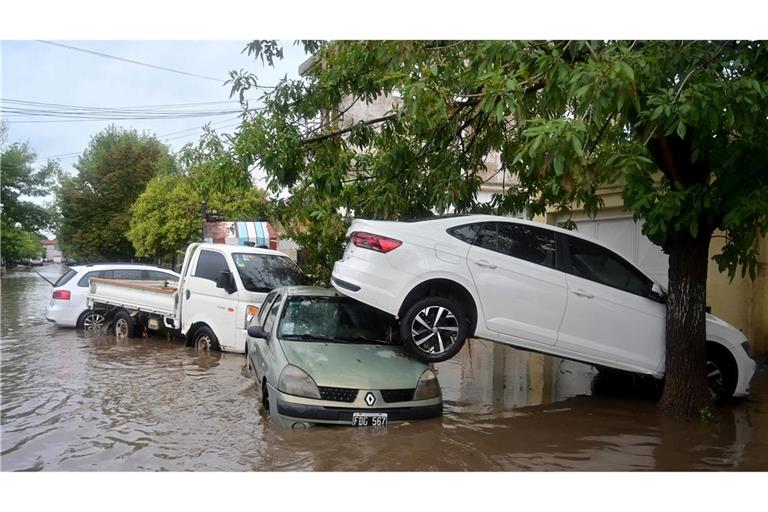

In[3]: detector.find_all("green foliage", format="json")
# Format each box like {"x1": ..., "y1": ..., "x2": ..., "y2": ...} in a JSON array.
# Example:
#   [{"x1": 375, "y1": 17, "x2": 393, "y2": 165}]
[
  {"x1": 56, "y1": 126, "x2": 174, "y2": 260},
  {"x1": 127, "y1": 174, "x2": 202, "y2": 260},
  {"x1": 1, "y1": 126, "x2": 58, "y2": 263},
  {"x1": 1, "y1": 220, "x2": 44, "y2": 263},
  {"x1": 127, "y1": 127, "x2": 271, "y2": 260},
  {"x1": 1, "y1": 136, "x2": 59, "y2": 233},
  {"x1": 178, "y1": 126, "x2": 253, "y2": 198},
  {"x1": 229, "y1": 40, "x2": 768, "y2": 281},
  {"x1": 699, "y1": 405, "x2": 716, "y2": 424}
]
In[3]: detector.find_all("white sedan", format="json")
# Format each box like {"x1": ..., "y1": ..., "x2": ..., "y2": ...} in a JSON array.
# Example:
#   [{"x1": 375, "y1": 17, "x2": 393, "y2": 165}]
[
  {"x1": 46, "y1": 264, "x2": 179, "y2": 330},
  {"x1": 331, "y1": 214, "x2": 756, "y2": 401}
]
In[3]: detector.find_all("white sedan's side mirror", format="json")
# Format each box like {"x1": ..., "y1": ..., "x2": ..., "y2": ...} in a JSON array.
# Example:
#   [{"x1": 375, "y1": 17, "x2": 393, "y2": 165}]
[{"x1": 649, "y1": 282, "x2": 667, "y2": 303}]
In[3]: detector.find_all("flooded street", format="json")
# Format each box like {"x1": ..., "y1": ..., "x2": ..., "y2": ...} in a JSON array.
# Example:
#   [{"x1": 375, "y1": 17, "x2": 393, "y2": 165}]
[{"x1": 2, "y1": 264, "x2": 766, "y2": 471}]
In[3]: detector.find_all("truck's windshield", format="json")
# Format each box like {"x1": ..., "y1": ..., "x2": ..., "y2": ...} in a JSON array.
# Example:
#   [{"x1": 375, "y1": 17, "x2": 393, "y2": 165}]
[
  {"x1": 279, "y1": 296, "x2": 397, "y2": 344},
  {"x1": 231, "y1": 253, "x2": 304, "y2": 293}
]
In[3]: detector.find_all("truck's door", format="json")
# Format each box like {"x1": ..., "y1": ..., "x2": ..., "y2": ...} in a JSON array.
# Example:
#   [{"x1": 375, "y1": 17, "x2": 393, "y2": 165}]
[{"x1": 182, "y1": 248, "x2": 238, "y2": 348}]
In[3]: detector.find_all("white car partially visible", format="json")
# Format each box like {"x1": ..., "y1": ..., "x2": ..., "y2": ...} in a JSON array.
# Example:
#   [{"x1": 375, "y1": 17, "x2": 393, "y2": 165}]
[
  {"x1": 46, "y1": 264, "x2": 180, "y2": 330},
  {"x1": 331, "y1": 214, "x2": 757, "y2": 401}
]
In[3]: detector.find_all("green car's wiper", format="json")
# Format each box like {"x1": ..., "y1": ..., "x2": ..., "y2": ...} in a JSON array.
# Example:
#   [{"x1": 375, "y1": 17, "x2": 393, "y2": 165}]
[
  {"x1": 282, "y1": 333, "x2": 353, "y2": 343},
  {"x1": 333, "y1": 335, "x2": 391, "y2": 345}
]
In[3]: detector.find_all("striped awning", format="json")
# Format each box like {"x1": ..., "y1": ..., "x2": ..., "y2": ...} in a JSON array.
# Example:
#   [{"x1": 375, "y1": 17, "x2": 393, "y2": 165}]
[{"x1": 233, "y1": 221, "x2": 275, "y2": 248}]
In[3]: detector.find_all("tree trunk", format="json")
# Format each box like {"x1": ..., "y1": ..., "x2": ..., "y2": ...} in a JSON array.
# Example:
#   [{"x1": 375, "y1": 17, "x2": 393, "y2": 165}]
[{"x1": 658, "y1": 232, "x2": 713, "y2": 417}]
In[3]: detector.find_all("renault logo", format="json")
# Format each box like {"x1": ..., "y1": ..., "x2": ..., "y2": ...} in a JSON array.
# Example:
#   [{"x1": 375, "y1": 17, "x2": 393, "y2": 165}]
[{"x1": 364, "y1": 392, "x2": 376, "y2": 406}]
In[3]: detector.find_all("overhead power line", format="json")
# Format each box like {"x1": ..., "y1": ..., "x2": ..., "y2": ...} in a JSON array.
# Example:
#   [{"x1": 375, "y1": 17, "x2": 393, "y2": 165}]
[
  {"x1": 31, "y1": 116, "x2": 245, "y2": 163},
  {"x1": 3, "y1": 98, "x2": 244, "y2": 111},
  {"x1": 37, "y1": 40, "x2": 226, "y2": 83},
  {"x1": 1, "y1": 98, "x2": 264, "y2": 123},
  {"x1": 36, "y1": 40, "x2": 278, "y2": 89}
]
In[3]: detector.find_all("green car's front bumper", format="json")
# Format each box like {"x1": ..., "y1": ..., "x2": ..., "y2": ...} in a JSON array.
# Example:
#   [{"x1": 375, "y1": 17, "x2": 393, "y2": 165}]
[{"x1": 267, "y1": 384, "x2": 443, "y2": 426}]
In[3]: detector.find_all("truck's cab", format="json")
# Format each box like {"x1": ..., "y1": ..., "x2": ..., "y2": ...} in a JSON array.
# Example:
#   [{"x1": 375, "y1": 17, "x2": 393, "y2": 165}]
[{"x1": 178, "y1": 243, "x2": 304, "y2": 353}]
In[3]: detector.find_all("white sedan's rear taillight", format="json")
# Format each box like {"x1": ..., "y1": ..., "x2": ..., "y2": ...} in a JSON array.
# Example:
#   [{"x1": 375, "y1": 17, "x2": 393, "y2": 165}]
[{"x1": 350, "y1": 231, "x2": 402, "y2": 253}]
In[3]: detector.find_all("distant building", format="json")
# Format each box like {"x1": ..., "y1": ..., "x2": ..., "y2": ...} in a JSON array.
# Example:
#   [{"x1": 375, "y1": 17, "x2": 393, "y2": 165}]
[
  {"x1": 203, "y1": 221, "x2": 278, "y2": 250},
  {"x1": 42, "y1": 239, "x2": 62, "y2": 263}
]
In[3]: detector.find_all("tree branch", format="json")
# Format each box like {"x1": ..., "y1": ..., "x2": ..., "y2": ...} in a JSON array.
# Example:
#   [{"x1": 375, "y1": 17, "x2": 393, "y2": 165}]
[
  {"x1": 301, "y1": 113, "x2": 397, "y2": 145},
  {"x1": 673, "y1": 41, "x2": 728, "y2": 102}
]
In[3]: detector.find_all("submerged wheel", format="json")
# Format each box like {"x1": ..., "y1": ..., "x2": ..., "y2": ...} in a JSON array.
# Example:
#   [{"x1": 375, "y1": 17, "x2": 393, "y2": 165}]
[
  {"x1": 192, "y1": 326, "x2": 220, "y2": 352},
  {"x1": 113, "y1": 310, "x2": 138, "y2": 339},
  {"x1": 77, "y1": 310, "x2": 106, "y2": 332},
  {"x1": 706, "y1": 344, "x2": 737, "y2": 402},
  {"x1": 400, "y1": 296, "x2": 469, "y2": 363}
]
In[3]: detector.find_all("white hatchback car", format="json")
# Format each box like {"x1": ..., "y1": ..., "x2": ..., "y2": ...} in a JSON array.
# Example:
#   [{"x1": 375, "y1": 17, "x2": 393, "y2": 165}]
[
  {"x1": 46, "y1": 264, "x2": 180, "y2": 330},
  {"x1": 331, "y1": 214, "x2": 757, "y2": 401}
]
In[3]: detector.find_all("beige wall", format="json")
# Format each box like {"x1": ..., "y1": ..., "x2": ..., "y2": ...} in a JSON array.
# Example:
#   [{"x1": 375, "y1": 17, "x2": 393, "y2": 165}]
[{"x1": 708, "y1": 234, "x2": 768, "y2": 358}]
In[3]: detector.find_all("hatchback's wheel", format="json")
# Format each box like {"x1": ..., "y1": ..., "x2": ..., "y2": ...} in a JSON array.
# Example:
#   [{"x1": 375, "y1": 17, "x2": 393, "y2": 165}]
[
  {"x1": 77, "y1": 310, "x2": 106, "y2": 332},
  {"x1": 113, "y1": 310, "x2": 138, "y2": 339},
  {"x1": 192, "y1": 326, "x2": 220, "y2": 352},
  {"x1": 400, "y1": 296, "x2": 469, "y2": 363}
]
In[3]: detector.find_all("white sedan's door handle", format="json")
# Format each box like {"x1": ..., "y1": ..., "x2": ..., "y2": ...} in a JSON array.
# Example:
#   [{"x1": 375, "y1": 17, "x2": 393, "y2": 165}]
[
  {"x1": 474, "y1": 259, "x2": 497, "y2": 269},
  {"x1": 572, "y1": 288, "x2": 595, "y2": 298}
]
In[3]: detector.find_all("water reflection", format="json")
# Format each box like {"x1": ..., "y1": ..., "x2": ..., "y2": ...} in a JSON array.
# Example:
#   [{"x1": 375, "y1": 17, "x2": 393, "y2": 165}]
[{"x1": 1, "y1": 264, "x2": 766, "y2": 471}]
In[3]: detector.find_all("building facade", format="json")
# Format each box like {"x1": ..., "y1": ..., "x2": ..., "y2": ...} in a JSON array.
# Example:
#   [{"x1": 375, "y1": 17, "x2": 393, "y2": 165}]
[{"x1": 42, "y1": 239, "x2": 62, "y2": 263}]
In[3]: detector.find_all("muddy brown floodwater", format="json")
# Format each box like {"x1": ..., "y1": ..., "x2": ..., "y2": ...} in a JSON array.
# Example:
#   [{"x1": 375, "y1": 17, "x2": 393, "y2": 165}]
[{"x1": 1, "y1": 264, "x2": 767, "y2": 471}]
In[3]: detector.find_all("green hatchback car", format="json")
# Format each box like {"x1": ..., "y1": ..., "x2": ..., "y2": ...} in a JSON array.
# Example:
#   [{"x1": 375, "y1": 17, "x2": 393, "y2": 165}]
[{"x1": 245, "y1": 286, "x2": 443, "y2": 428}]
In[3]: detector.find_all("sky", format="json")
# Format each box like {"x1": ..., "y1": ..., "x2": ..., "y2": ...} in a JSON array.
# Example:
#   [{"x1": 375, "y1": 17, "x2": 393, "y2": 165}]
[{"x1": 1, "y1": 40, "x2": 309, "y2": 179}]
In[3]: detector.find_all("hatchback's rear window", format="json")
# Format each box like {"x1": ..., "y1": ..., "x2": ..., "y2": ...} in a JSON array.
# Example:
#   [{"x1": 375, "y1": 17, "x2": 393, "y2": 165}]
[{"x1": 53, "y1": 269, "x2": 78, "y2": 288}]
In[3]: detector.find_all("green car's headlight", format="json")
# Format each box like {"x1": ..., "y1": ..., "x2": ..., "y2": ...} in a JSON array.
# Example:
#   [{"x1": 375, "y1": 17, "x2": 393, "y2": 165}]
[
  {"x1": 278, "y1": 365, "x2": 321, "y2": 399},
  {"x1": 414, "y1": 369, "x2": 441, "y2": 400}
]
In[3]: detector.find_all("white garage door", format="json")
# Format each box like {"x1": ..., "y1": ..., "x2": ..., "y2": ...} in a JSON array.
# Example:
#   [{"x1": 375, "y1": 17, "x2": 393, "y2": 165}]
[{"x1": 572, "y1": 217, "x2": 669, "y2": 287}]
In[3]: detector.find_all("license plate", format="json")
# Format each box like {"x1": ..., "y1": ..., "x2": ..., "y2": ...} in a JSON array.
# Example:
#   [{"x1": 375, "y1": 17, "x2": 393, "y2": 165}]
[{"x1": 352, "y1": 412, "x2": 388, "y2": 427}]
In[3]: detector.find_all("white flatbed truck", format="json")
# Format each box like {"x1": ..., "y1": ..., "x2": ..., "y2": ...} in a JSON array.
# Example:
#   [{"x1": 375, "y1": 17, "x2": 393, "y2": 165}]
[{"x1": 87, "y1": 242, "x2": 304, "y2": 352}]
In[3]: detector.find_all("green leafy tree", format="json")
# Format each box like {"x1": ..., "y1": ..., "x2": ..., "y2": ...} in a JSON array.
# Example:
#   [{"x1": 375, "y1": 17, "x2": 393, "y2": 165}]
[
  {"x1": 229, "y1": 40, "x2": 768, "y2": 417},
  {"x1": 127, "y1": 127, "x2": 271, "y2": 260},
  {"x1": 1, "y1": 125, "x2": 59, "y2": 263},
  {"x1": 179, "y1": 125, "x2": 253, "y2": 198},
  {"x1": 127, "y1": 174, "x2": 202, "y2": 261},
  {"x1": 57, "y1": 126, "x2": 174, "y2": 260}
]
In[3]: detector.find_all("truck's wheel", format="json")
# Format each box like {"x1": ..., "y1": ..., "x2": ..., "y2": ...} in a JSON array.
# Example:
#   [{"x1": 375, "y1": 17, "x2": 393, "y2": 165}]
[
  {"x1": 113, "y1": 310, "x2": 138, "y2": 339},
  {"x1": 192, "y1": 326, "x2": 220, "y2": 352}
]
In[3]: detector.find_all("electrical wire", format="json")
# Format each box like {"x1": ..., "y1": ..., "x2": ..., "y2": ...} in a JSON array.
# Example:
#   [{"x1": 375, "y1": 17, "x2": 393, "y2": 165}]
[
  {"x1": 0, "y1": 97, "x2": 265, "y2": 124},
  {"x1": 38, "y1": 40, "x2": 225, "y2": 83},
  {"x1": 31, "y1": 116, "x2": 245, "y2": 163},
  {"x1": 36, "y1": 40, "x2": 277, "y2": 89}
]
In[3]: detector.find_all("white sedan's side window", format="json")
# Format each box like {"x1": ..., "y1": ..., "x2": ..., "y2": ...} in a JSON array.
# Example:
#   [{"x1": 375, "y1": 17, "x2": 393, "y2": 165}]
[{"x1": 566, "y1": 235, "x2": 652, "y2": 296}]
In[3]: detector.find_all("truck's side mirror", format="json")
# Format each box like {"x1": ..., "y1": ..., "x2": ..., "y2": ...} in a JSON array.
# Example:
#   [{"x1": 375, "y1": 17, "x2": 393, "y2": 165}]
[
  {"x1": 247, "y1": 325, "x2": 269, "y2": 339},
  {"x1": 216, "y1": 271, "x2": 237, "y2": 294}
]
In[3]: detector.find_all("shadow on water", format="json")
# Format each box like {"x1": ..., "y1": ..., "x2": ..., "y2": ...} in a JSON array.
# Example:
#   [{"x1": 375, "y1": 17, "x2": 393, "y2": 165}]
[{"x1": 2, "y1": 264, "x2": 766, "y2": 470}]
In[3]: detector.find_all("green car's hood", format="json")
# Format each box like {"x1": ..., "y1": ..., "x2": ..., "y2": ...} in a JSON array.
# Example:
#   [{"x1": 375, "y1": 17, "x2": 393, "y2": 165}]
[{"x1": 279, "y1": 341, "x2": 428, "y2": 389}]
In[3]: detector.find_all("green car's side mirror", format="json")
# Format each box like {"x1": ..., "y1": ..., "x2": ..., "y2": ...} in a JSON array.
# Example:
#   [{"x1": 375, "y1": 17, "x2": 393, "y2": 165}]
[{"x1": 247, "y1": 325, "x2": 269, "y2": 339}]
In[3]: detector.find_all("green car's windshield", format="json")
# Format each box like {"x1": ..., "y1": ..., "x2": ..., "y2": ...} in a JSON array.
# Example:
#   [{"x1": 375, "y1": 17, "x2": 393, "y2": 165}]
[
  {"x1": 231, "y1": 253, "x2": 304, "y2": 292},
  {"x1": 279, "y1": 296, "x2": 397, "y2": 344}
]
